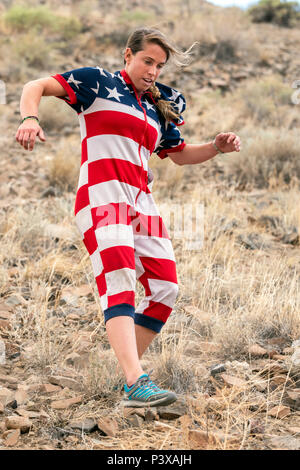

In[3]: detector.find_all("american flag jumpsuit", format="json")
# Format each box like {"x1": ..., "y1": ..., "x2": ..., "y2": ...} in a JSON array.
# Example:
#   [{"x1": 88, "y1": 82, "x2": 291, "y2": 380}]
[{"x1": 52, "y1": 67, "x2": 186, "y2": 333}]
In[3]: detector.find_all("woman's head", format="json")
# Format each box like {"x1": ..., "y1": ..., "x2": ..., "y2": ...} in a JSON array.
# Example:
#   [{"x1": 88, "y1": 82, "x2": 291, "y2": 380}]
[
  {"x1": 123, "y1": 28, "x2": 196, "y2": 120},
  {"x1": 123, "y1": 28, "x2": 195, "y2": 96}
]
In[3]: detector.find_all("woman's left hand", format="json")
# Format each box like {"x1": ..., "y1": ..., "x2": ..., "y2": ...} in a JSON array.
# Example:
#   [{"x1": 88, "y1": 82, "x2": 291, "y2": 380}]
[{"x1": 215, "y1": 132, "x2": 241, "y2": 153}]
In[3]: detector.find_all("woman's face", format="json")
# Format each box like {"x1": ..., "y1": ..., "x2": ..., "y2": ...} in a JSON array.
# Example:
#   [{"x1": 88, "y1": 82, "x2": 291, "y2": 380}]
[{"x1": 124, "y1": 42, "x2": 167, "y2": 97}]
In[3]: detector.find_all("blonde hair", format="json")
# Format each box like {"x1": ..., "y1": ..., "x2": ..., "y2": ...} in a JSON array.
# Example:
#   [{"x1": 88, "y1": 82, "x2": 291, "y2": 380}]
[{"x1": 123, "y1": 28, "x2": 197, "y2": 123}]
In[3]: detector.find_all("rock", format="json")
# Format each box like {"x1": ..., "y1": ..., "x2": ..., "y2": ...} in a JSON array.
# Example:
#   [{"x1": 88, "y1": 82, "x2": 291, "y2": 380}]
[
  {"x1": 145, "y1": 408, "x2": 158, "y2": 421},
  {"x1": 3, "y1": 428, "x2": 20, "y2": 446},
  {"x1": 208, "y1": 78, "x2": 229, "y2": 89},
  {"x1": 237, "y1": 233, "x2": 269, "y2": 250},
  {"x1": 65, "y1": 352, "x2": 82, "y2": 366},
  {"x1": 69, "y1": 418, "x2": 97, "y2": 433},
  {"x1": 126, "y1": 414, "x2": 144, "y2": 428},
  {"x1": 267, "y1": 405, "x2": 291, "y2": 419},
  {"x1": 15, "y1": 409, "x2": 50, "y2": 420},
  {"x1": 248, "y1": 344, "x2": 269, "y2": 357},
  {"x1": 0, "y1": 402, "x2": 4, "y2": 413},
  {"x1": 5, "y1": 416, "x2": 32, "y2": 433},
  {"x1": 204, "y1": 396, "x2": 225, "y2": 411},
  {"x1": 0, "y1": 319, "x2": 11, "y2": 330},
  {"x1": 292, "y1": 339, "x2": 300, "y2": 349},
  {"x1": 4, "y1": 295, "x2": 26, "y2": 306},
  {"x1": 153, "y1": 420, "x2": 176, "y2": 432},
  {"x1": 157, "y1": 404, "x2": 187, "y2": 420},
  {"x1": 291, "y1": 349, "x2": 300, "y2": 367},
  {"x1": 210, "y1": 364, "x2": 226, "y2": 376},
  {"x1": 220, "y1": 373, "x2": 247, "y2": 388},
  {"x1": 284, "y1": 389, "x2": 300, "y2": 410},
  {"x1": 14, "y1": 389, "x2": 29, "y2": 405},
  {"x1": 287, "y1": 426, "x2": 300, "y2": 434},
  {"x1": 97, "y1": 417, "x2": 118, "y2": 436},
  {"x1": 0, "y1": 340, "x2": 6, "y2": 364},
  {"x1": 188, "y1": 429, "x2": 239, "y2": 448},
  {"x1": 251, "y1": 377, "x2": 268, "y2": 392},
  {"x1": 272, "y1": 354, "x2": 288, "y2": 361},
  {"x1": 266, "y1": 435, "x2": 300, "y2": 450},
  {"x1": 0, "y1": 387, "x2": 15, "y2": 406},
  {"x1": 256, "y1": 361, "x2": 288, "y2": 377},
  {"x1": 48, "y1": 376, "x2": 82, "y2": 392},
  {"x1": 0, "y1": 374, "x2": 18, "y2": 385},
  {"x1": 40, "y1": 383, "x2": 62, "y2": 393},
  {"x1": 248, "y1": 419, "x2": 265, "y2": 435},
  {"x1": 50, "y1": 395, "x2": 83, "y2": 410}
]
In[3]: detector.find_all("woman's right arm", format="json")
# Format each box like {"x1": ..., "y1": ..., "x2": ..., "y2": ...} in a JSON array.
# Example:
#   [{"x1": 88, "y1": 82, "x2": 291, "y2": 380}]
[{"x1": 16, "y1": 77, "x2": 67, "y2": 151}]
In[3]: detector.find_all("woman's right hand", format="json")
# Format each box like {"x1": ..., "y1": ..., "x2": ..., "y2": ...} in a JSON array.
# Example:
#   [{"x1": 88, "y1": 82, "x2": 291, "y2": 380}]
[{"x1": 15, "y1": 119, "x2": 46, "y2": 151}]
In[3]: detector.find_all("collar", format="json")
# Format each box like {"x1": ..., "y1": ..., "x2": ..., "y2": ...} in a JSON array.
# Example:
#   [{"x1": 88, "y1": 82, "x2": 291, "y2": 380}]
[{"x1": 120, "y1": 69, "x2": 154, "y2": 100}]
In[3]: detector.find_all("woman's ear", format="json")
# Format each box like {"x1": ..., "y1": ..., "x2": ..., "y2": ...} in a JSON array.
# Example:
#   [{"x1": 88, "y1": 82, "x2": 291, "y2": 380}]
[{"x1": 124, "y1": 47, "x2": 132, "y2": 65}]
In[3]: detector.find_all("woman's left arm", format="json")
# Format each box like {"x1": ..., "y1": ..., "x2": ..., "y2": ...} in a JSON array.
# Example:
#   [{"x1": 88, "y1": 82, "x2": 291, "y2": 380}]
[{"x1": 169, "y1": 132, "x2": 241, "y2": 166}]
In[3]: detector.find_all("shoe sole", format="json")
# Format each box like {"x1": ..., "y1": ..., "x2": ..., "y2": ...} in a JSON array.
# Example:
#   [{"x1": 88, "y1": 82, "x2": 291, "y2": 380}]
[{"x1": 121, "y1": 393, "x2": 177, "y2": 408}]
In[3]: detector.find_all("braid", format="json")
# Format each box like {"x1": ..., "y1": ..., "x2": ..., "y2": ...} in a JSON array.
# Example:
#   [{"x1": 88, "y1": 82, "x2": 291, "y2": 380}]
[{"x1": 148, "y1": 83, "x2": 180, "y2": 123}]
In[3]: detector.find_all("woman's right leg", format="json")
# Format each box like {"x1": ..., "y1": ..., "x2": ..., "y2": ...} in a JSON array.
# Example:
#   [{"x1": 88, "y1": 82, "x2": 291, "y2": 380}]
[{"x1": 105, "y1": 315, "x2": 145, "y2": 387}]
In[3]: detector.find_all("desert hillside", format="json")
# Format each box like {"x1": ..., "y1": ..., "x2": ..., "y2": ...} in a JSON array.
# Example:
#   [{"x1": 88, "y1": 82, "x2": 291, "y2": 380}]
[{"x1": 0, "y1": 0, "x2": 300, "y2": 451}]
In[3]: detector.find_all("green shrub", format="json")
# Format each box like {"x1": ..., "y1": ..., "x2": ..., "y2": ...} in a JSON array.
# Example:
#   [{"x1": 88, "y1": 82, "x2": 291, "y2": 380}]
[
  {"x1": 4, "y1": 5, "x2": 81, "y2": 38},
  {"x1": 248, "y1": 0, "x2": 300, "y2": 27}
]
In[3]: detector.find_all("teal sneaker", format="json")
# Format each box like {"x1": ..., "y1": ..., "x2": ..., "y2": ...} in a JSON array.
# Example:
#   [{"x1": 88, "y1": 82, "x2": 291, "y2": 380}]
[{"x1": 121, "y1": 373, "x2": 177, "y2": 408}]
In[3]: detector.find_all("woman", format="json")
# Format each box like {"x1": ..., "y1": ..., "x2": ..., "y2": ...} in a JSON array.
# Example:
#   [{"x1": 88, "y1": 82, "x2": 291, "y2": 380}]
[{"x1": 16, "y1": 28, "x2": 241, "y2": 408}]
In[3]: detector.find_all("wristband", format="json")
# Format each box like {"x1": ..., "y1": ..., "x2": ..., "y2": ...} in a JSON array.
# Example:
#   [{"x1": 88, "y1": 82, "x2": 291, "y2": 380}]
[
  {"x1": 212, "y1": 138, "x2": 225, "y2": 154},
  {"x1": 21, "y1": 116, "x2": 40, "y2": 125}
]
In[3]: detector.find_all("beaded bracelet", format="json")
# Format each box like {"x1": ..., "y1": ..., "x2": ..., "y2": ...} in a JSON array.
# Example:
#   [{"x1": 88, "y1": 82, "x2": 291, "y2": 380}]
[
  {"x1": 21, "y1": 116, "x2": 40, "y2": 125},
  {"x1": 212, "y1": 138, "x2": 225, "y2": 154}
]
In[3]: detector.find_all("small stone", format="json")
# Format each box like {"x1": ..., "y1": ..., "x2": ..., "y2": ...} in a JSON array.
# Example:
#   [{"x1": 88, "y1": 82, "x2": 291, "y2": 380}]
[
  {"x1": 266, "y1": 435, "x2": 300, "y2": 450},
  {"x1": 284, "y1": 389, "x2": 300, "y2": 410},
  {"x1": 40, "y1": 383, "x2": 62, "y2": 393},
  {"x1": 48, "y1": 376, "x2": 82, "y2": 392},
  {"x1": 153, "y1": 420, "x2": 175, "y2": 432},
  {"x1": 65, "y1": 352, "x2": 82, "y2": 367},
  {"x1": 287, "y1": 426, "x2": 300, "y2": 434},
  {"x1": 14, "y1": 389, "x2": 29, "y2": 405},
  {"x1": 220, "y1": 373, "x2": 247, "y2": 388},
  {"x1": 0, "y1": 402, "x2": 4, "y2": 413},
  {"x1": 0, "y1": 374, "x2": 18, "y2": 385},
  {"x1": 157, "y1": 405, "x2": 186, "y2": 420},
  {"x1": 5, "y1": 416, "x2": 32, "y2": 433},
  {"x1": 145, "y1": 408, "x2": 158, "y2": 421},
  {"x1": 0, "y1": 387, "x2": 15, "y2": 405},
  {"x1": 210, "y1": 364, "x2": 226, "y2": 376},
  {"x1": 248, "y1": 344, "x2": 268, "y2": 357},
  {"x1": 50, "y1": 395, "x2": 83, "y2": 409},
  {"x1": 126, "y1": 414, "x2": 143, "y2": 428},
  {"x1": 4, "y1": 428, "x2": 20, "y2": 446},
  {"x1": 69, "y1": 418, "x2": 97, "y2": 433},
  {"x1": 272, "y1": 354, "x2": 288, "y2": 361},
  {"x1": 97, "y1": 417, "x2": 118, "y2": 436},
  {"x1": 267, "y1": 405, "x2": 291, "y2": 419}
]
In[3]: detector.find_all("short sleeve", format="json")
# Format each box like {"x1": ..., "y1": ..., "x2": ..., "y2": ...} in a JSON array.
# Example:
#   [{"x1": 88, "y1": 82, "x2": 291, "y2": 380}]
[
  {"x1": 155, "y1": 121, "x2": 186, "y2": 159},
  {"x1": 51, "y1": 67, "x2": 101, "y2": 113},
  {"x1": 153, "y1": 82, "x2": 187, "y2": 159}
]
